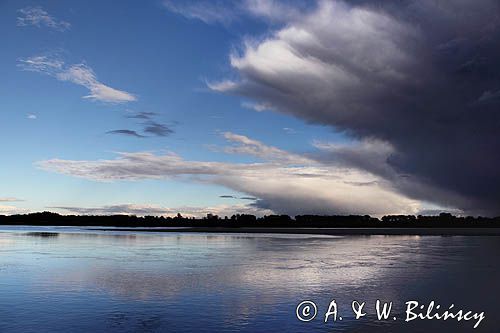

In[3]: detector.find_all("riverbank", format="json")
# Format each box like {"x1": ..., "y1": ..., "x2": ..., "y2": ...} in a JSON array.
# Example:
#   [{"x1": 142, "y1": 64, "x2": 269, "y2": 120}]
[{"x1": 90, "y1": 227, "x2": 500, "y2": 236}]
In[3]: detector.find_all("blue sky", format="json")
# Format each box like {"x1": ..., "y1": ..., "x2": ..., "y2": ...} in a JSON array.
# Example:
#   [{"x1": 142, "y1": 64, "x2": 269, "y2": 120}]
[
  {"x1": 1, "y1": 0, "x2": 351, "y2": 216},
  {"x1": 2, "y1": 0, "x2": 497, "y2": 217}
]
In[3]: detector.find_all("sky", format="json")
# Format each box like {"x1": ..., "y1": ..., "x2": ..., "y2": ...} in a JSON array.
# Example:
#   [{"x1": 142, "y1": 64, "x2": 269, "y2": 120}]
[{"x1": 1, "y1": 0, "x2": 499, "y2": 217}]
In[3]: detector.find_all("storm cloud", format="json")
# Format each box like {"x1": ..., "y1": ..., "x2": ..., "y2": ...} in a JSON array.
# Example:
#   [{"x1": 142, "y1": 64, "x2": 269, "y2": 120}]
[
  {"x1": 143, "y1": 121, "x2": 174, "y2": 137},
  {"x1": 106, "y1": 129, "x2": 145, "y2": 138},
  {"x1": 112, "y1": 112, "x2": 175, "y2": 138},
  {"x1": 211, "y1": 0, "x2": 500, "y2": 215}
]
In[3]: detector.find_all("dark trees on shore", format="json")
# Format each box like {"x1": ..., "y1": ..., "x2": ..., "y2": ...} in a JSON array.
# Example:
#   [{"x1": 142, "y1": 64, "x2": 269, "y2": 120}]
[{"x1": 0, "y1": 212, "x2": 499, "y2": 228}]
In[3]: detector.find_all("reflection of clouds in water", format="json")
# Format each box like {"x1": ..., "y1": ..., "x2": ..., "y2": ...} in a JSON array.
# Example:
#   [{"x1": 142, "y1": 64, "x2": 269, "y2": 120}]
[
  {"x1": 37, "y1": 234, "x2": 429, "y2": 304},
  {"x1": 235, "y1": 236, "x2": 426, "y2": 289},
  {"x1": 0, "y1": 238, "x2": 15, "y2": 247},
  {"x1": 25, "y1": 232, "x2": 59, "y2": 237},
  {"x1": 46, "y1": 265, "x2": 239, "y2": 300},
  {"x1": 8, "y1": 231, "x2": 431, "y2": 315},
  {"x1": 0, "y1": 228, "x2": 498, "y2": 332}
]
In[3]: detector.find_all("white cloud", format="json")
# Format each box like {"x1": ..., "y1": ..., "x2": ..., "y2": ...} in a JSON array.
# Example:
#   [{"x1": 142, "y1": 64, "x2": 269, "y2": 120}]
[
  {"x1": 163, "y1": 0, "x2": 238, "y2": 25},
  {"x1": 0, "y1": 205, "x2": 27, "y2": 215},
  {"x1": 222, "y1": 132, "x2": 311, "y2": 164},
  {"x1": 17, "y1": 6, "x2": 70, "y2": 31},
  {"x1": 206, "y1": 79, "x2": 238, "y2": 92},
  {"x1": 18, "y1": 55, "x2": 63, "y2": 73},
  {"x1": 0, "y1": 198, "x2": 26, "y2": 215},
  {"x1": 50, "y1": 203, "x2": 272, "y2": 218},
  {"x1": 37, "y1": 133, "x2": 422, "y2": 216},
  {"x1": 0, "y1": 197, "x2": 24, "y2": 202},
  {"x1": 18, "y1": 55, "x2": 137, "y2": 104},
  {"x1": 241, "y1": 101, "x2": 274, "y2": 112},
  {"x1": 213, "y1": 0, "x2": 416, "y2": 99},
  {"x1": 27, "y1": 114, "x2": 37, "y2": 120},
  {"x1": 162, "y1": 0, "x2": 309, "y2": 25},
  {"x1": 243, "y1": 0, "x2": 306, "y2": 22}
]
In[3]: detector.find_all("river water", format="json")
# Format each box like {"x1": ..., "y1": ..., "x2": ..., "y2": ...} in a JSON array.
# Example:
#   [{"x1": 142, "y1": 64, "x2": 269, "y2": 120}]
[{"x1": 0, "y1": 226, "x2": 498, "y2": 332}]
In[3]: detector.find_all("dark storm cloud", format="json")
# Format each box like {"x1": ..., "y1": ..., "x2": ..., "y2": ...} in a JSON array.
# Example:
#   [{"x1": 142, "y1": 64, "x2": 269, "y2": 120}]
[
  {"x1": 108, "y1": 112, "x2": 175, "y2": 138},
  {"x1": 143, "y1": 121, "x2": 174, "y2": 137},
  {"x1": 219, "y1": 195, "x2": 258, "y2": 200},
  {"x1": 239, "y1": 196, "x2": 257, "y2": 201},
  {"x1": 213, "y1": 0, "x2": 500, "y2": 215},
  {"x1": 106, "y1": 129, "x2": 145, "y2": 138},
  {"x1": 126, "y1": 111, "x2": 157, "y2": 120}
]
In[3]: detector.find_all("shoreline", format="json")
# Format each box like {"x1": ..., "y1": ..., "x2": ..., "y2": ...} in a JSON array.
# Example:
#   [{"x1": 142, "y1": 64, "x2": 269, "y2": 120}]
[{"x1": 89, "y1": 227, "x2": 500, "y2": 236}]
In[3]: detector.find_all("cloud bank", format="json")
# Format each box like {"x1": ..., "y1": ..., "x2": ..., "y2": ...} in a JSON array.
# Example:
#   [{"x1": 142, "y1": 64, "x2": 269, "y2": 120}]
[
  {"x1": 0, "y1": 198, "x2": 26, "y2": 215},
  {"x1": 209, "y1": 0, "x2": 500, "y2": 216},
  {"x1": 49, "y1": 203, "x2": 272, "y2": 218},
  {"x1": 37, "y1": 133, "x2": 421, "y2": 216}
]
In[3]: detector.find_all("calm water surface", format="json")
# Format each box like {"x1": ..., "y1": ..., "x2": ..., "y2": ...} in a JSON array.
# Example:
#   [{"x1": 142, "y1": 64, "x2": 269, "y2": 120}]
[{"x1": 0, "y1": 226, "x2": 498, "y2": 332}]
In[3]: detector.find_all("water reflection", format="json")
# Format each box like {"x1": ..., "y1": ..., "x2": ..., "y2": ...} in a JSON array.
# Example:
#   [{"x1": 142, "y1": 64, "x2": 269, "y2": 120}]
[
  {"x1": 0, "y1": 228, "x2": 498, "y2": 332},
  {"x1": 25, "y1": 232, "x2": 59, "y2": 237}
]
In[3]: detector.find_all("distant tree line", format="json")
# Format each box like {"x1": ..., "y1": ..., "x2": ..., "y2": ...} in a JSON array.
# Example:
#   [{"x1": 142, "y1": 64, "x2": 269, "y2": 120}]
[{"x1": 0, "y1": 212, "x2": 499, "y2": 228}]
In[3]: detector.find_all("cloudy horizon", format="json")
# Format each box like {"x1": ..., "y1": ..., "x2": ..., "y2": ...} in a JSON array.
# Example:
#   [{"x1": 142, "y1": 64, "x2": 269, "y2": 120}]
[{"x1": 2, "y1": 0, "x2": 499, "y2": 217}]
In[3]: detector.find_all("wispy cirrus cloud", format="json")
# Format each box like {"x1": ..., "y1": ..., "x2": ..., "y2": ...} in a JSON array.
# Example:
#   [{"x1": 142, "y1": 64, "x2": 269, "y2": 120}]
[
  {"x1": 36, "y1": 133, "x2": 423, "y2": 216},
  {"x1": 243, "y1": 0, "x2": 308, "y2": 22},
  {"x1": 282, "y1": 127, "x2": 296, "y2": 135},
  {"x1": 163, "y1": 0, "x2": 238, "y2": 25},
  {"x1": 18, "y1": 55, "x2": 137, "y2": 104},
  {"x1": 17, "y1": 6, "x2": 70, "y2": 31},
  {"x1": 241, "y1": 101, "x2": 274, "y2": 112},
  {"x1": 163, "y1": 0, "x2": 309, "y2": 25}
]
